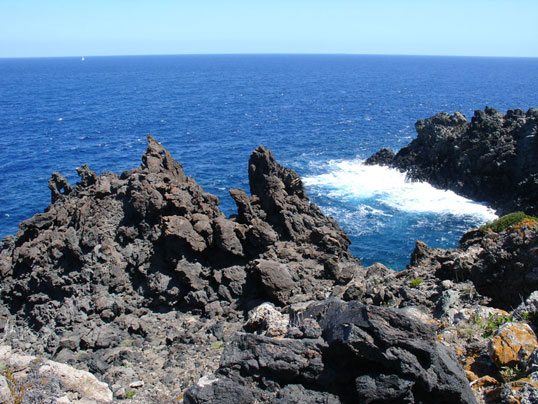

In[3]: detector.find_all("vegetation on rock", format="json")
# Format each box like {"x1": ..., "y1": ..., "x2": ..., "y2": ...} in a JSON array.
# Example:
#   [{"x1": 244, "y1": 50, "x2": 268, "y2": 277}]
[{"x1": 479, "y1": 211, "x2": 538, "y2": 233}]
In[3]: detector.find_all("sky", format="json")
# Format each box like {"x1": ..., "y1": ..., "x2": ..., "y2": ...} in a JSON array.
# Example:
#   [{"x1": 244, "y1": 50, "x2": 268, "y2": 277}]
[{"x1": 1, "y1": 0, "x2": 537, "y2": 58}]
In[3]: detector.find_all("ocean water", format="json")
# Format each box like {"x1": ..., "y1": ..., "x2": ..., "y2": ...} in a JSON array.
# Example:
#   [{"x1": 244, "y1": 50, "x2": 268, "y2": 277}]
[{"x1": 1, "y1": 55, "x2": 537, "y2": 269}]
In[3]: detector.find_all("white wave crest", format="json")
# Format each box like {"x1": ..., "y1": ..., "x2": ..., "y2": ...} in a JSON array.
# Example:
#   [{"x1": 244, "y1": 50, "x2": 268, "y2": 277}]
[{"x1": 303, "y1": 158, "x2": 498, "y2": 221}]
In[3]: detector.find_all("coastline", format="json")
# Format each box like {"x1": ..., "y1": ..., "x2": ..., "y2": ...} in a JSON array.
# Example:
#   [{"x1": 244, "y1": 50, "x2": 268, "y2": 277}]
[{"x1": 1, "y1": 113, "x2": 538, "y2": 402}]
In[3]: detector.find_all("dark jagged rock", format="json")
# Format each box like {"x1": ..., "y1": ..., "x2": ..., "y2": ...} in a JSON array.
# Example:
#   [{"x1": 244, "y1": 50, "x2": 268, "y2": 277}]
[
  {"x1": 0, "y1": 137, "x2": 360, "y2": 329},
  {"x1": 3, "y1": 131, "x2": 537, "y2": 403},
  {"x1": 185, "y1": 299, "x2": 476, "y2": 404},
  {"x1": 0, "y1": 135, "x2": 364, "y2": 400},
  {"x1": 364, "y1": 147, "x2": 395, "y2": 166},
  {"x1": 411, "y1": 220, "x2": 538, "y2": 310},
  {"x1": 48, "y1": 172, "x2": 73, "y2": 203},
  {"x1": 367, "y1": 107, "x2": 538, "y2": 215},
  {"x1": 244, "y1": 146, "x2": 353, "y2": 259}
]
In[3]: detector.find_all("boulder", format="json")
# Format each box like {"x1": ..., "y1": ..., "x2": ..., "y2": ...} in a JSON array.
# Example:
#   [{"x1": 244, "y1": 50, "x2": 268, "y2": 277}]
[
  {"x1": 0, "y1": 345, "x2": 113, "y2": 403},
  {"x1": 489, "y1": 323, "x2": 538, "y2": 368},
  {"x1": 185, "y1": 300, "x2": 476, "y2": 404}
]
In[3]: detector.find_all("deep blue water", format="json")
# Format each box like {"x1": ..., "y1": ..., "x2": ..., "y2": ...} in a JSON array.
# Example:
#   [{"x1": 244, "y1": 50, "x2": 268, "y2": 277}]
[{"x1": 1, "y1": 55, "x2": 537, "y2": 269}]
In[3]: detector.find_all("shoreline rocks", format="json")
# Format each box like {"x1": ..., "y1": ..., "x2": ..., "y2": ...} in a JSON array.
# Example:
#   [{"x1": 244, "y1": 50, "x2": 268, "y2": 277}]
[
  {"x1": 366, "y1": 107, "x2": 538, "y2": 216},
  {"x1": 0, "y1": 129, "x2": 537, "y2": 403}
]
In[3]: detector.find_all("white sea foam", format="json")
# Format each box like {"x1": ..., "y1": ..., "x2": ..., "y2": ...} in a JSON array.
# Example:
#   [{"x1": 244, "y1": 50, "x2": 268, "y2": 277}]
[{"x1": 303, "y1": 159, "x2": 498, "y2": 221}]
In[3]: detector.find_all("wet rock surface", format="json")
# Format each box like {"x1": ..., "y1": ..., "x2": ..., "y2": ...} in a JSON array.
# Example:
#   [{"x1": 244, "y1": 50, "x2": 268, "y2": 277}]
[
  {"x1": 0, "y1": 129, "x2": 537, "y2": 403},
  {"x1": 367, "y1": 107, "x2": 538, "y2": 216}
]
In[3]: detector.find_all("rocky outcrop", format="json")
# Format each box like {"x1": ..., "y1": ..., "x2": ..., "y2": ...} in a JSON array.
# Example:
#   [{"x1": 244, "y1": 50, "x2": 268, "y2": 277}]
[
  {"x1": 185, "y1": 299, "x2": 476, "y2": 404},
  {"x1": 0, "y1": 137, "x2": 359, "y2": 329},
  {"x1": 408, "y1": 218, "x2": 538, "y2": 310},
  {"x1": 366, "y1": 107, "x2": 538, "y2": 216},
  {"x1": 0, "y1": 135, "x2": 362, "y2": 400},
  {"x1": 3, "y1": 132, "x2": 537, "y2": 403}
]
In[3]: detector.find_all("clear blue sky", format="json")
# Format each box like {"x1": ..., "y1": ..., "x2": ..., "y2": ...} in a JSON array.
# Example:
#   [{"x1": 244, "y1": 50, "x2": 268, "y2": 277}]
[{"x1": 1, "y1": 0, "x2": 537, "y2": 58}]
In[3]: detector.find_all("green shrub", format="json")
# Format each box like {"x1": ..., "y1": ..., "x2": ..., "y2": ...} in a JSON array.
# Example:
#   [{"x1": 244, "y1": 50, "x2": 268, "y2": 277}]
[
  {"x1": 473, "y1": 313, "x2": 513, "y2": 338},
  {"x1": 119, "y1": 339, "x2": 135, "y2": 347},
  {"x1": 409, "y1": 278, "x2": 423, "y2": 288},
  {"x1": 499, "y1": 364, "x2": 525, "y2": 381},
  {"x1": 521, "y1": 310, "x2": 538, "y2": 326},
  {"x1": 3, "y1": 359, "x2": 61, "y2": 404},
  {"x1": 479, "y1": 212, "x2": 538, "y2": 233},
  {"x1": 126, "y1": 390, "x2": 137, "y2": 399}
]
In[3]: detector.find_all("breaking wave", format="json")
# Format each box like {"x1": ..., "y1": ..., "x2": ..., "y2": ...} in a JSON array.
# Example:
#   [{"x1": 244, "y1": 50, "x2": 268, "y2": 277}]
[{"x1": 303, "y1": 158, "x2": 497, "y2": 221}]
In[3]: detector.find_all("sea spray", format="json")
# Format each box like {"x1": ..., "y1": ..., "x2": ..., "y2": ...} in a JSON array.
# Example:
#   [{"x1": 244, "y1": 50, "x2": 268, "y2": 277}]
[{"x1": 303, "y1": 158, "x2": 498, "y2": 269}]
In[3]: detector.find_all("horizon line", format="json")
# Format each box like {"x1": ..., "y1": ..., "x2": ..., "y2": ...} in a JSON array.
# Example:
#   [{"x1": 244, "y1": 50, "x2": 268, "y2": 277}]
[{"x1": 2, "y1": 52, "x2": 538, "y2": 60}]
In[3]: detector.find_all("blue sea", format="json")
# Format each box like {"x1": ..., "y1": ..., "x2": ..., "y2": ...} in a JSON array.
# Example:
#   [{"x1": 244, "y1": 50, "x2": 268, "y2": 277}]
[{"x1": 1, "y1": 55, "x2": 537, "y2": 269}]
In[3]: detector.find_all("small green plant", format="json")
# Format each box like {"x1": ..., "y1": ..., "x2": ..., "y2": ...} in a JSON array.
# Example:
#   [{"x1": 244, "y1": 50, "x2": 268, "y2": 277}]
[
  {"x1": 409, "y1": 278, "x2": 423, "y2": 288},
  {"x1": 456, "y1": 326, "x2": 474, "y2": 338},
  {"x1": 210, "y1": 341, "x2": 224, "y2": 350},
  {"x1": 126, "y1": 390, "x2": 137, "y2": 399},
  {"x1": 521, "y1": 310, "x2": 538, "y2": 326},
  {"x1": 499, "y1": 364, "x2": 525, "y2": 381},
  {"x1": 473, "y1": 313, "x2": 513, "y2": 338},
  {"x1": 3, "y1": 368, "x2": 25, "y2": 404},
  {"x1": 460, "y1": 286, "x2": 473, "y2": 297},
  {"x1": 119, "y1": 339, "x2": 135, "y2": 347},
  {"x1": 2, "y1": 360, "x2": 61, "y2": 404},
  {"x1": 479, "y1": 212, "x2": 538, "y2": 233}
]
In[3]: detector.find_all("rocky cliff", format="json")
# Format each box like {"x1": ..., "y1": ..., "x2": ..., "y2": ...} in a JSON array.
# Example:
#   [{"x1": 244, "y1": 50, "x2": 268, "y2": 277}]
[
  {"x1": 366, "y1": 107, "x2": 538, "y2": 216},
  {"x1": 0, "y1": 134, "x2": 537, "y2": 403}
]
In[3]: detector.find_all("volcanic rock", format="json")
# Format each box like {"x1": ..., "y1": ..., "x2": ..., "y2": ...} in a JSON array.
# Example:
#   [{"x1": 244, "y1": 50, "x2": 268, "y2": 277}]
[
  {"x1": 184, "y1": 299, "x2": 476, "y2": 404},
  {"x1": 0, "y1": 135, "x2": 362, "y2": 401},
  {"x1": 411, "y1": 220, "x2": 538, "y2": 310},
  {"x1": 0, "y1": 345, "x2": 113, "y2": 403},
  {"x1": 367, "y1": 107, "x2": 538, "y2": 216},
  {"x1": 3, "y1": 131, "x2": 537, "y2": 403},
  {"x1": 489, "y1": 323, "x2": 538, "y2": 369}
]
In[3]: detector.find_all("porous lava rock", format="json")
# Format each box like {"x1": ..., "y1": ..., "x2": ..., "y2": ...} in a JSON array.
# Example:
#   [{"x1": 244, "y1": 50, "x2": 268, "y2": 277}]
[
  {"x1": 184, "y1": 299, "x2": 477, "y2": 404},
  {"x1": 367, "y1": 107, "x2": 538, "y2": 216},
  {"x1": 3, "y1": 131, "x2": 533, "y2": 403},
  {"x1": 409, "y1": 220, "x2": 538, "y2": 310},
  {"x1": 0, "y1": 135, "x2": 362, "y2": 400}
]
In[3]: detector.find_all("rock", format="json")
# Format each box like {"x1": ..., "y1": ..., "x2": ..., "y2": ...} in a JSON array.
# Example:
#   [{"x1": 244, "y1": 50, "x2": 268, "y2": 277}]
[
  {"x1": 0, "y1": 375, "x2": 14, "y2": 404},
  {"x1": 470, "y1": 375, "x2": 500, "y2": 388},
  {"x1": 243, "y1": 302, "x2": 289, "y2": 337},
  {"x1": 513, "y1": 291, "x2": 538, "y2": 322},
  {"x1": 489, "y1": 323, "x2": 538, "y2": 368},
  {"x1": 428, "y1": 221, "x2": 538, "y2": 309},
  {"x1": 129, "y1": 380, "x2": 145, "y2": 388},
  {"x1": 185, "y1": 299, "x2": 476, "y2": 404},
  {"x1": 0, "y1": 345, "x2": 113, "y2": 403},
  {"x1": 364, "y1": 147, "x2": 395, "y2": 166},
  {"x1": 499, "y1": 377, "x2": 538, "y2": 404},
  {"x1": 367, "y1": 107, "x2": 538, "y2": 216},
  {"x1": 9, "y1": 129, "x2": 535, "y2": 403},
  {"x1": 244, "y1": 146, "x2": 354, "y2": 260},
  {"x1": 0, "y1": 134, "x2": 369, "y2": 401},
  {"x1": 213, "y1": 217, "x2": 243, "y2": 256},
  {"x1": 40, "y1": 361, "x2": 113, "y2": 403},
  {"x1": 48, "y1": 172, "x2": 73, "y2": 203},
  {"x1": 253, "y1": 260, "x2": 295, "y2": 305},
  {"x1": 163, "y1": 215, "x2": 207, "y2": 252}
]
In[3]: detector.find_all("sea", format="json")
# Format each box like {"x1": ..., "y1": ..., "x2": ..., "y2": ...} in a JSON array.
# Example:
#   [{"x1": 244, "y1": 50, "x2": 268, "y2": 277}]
[{"x1": 1, "y1": 54, "x2": 537, "y2": 269}]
